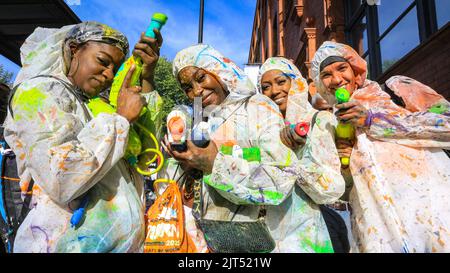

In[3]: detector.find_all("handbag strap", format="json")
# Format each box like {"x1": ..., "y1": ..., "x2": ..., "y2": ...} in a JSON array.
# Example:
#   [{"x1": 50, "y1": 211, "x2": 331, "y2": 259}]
[
  {"x1": 310, "y1": 110, "x2": 320, "y2": 132},
  {"x1": 191, "y1": 177, "x2": 203, "y2": 220},
  {"x1": 191, "y1": 99, "x2": 250, "y2": 221},
  {"x1": 192, "y1": 177, "x2": 241, "y2": 221}
]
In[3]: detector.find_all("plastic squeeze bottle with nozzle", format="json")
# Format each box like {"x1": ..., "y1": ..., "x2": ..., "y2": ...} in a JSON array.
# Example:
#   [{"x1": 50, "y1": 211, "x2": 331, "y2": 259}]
[
  {"x1": 109, "y1": 13, "x2": 168, "y2": 111},
  {"x1": 335, "y1": 87, "x2": 355, "y2": 166}
]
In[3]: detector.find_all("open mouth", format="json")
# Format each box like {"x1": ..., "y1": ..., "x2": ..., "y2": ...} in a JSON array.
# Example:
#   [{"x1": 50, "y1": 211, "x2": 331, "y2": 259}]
[
  {"x1": 202, "y1": 92, "x2": 213, "y2": 105},
  {"x1": 274, "y1": 96, "x2": 286, "y2": 105}
]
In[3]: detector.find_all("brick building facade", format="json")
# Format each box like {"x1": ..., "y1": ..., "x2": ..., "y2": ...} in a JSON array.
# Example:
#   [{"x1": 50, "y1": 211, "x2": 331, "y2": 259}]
[{"x1": 248, "y1": 0, "x2": 449, "y2": 99}]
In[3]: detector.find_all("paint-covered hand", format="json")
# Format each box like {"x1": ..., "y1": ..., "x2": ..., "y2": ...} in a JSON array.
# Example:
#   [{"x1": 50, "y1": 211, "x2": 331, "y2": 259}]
[
  {"x1": 335, "y1": 100, "x2": 370, "y2": 128},
  {"x1": 117, "y1": 65, "x2": 146, "y2": 123},
  {"x1": 162, "y1": 135, "x2": 218, "y2": 174},
  {"x1": 133, "y1": 29, "x2": 163, "y2": 92},
  {"x1": 336, "y1": 138, "x2": 354, "y2": 169},
  {"x1": 280, "y1": 125, "x2": 306, "y2": 150}
]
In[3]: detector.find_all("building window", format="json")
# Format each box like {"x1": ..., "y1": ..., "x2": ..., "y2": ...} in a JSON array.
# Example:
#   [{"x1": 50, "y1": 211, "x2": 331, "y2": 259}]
[
  {"x1": 345, "y1": 0, "x2": 441, "y2": 80},
  {"x1": 378, "y1": 1, "x2": 420, "y2": 72},
  {"x1": 351, "y1": 16, "x2": 368, "y2": 57},
  {"x1": 377, "y1": 0, "x2": 415, "y2": 34},
  {"x1": 435, "y1": 0, "x2": 450, "y2": 29}
]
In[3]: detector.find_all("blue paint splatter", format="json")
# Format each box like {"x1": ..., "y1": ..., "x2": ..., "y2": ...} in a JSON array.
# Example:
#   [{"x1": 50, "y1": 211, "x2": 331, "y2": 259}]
[
  {"x1": 78, "y1": 235, "x2": 97, "y2": 241},
  {"x1": 371, "y1": 112, "x2": 409, "y2": 132}
]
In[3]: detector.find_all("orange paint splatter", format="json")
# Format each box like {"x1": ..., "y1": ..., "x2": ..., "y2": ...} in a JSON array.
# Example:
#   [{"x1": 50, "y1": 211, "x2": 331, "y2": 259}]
[
  {"x1": 20, "y1": 181, "x2": 29, "y2": 192},
  {"x1": 257, "y1": 102, "x2": 283, "y2": 118},
  {"x1": 367, "y1": 226, "x2": 378, "y2": 235},
  {"x1": 318, "y1": 177, "x2": 329, "y2": 191},
  {"x1": 399, "y1": 153, "x2": 414, "y2": 161},
  {"x1": 296, "y1": 79, "x2": 305, "y2": 91},
  {"x1": 15, "y1": 140, "x2": 23, "y2": 149},
  {"x1": 383, "y1": 195, "x2": 394, "y2": 205},
  {"x1": 59, "y1": 144, "x2": 73, "y2": 151}
]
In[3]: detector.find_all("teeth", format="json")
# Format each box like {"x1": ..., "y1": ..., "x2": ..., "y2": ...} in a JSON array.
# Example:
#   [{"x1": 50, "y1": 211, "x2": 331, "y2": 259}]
[
  {"x1": 275, "y1": 98, "x2": 285, "y2": 104},
  {"x1": 203, "y1": 93, "x2": 212, "y2": 101}
]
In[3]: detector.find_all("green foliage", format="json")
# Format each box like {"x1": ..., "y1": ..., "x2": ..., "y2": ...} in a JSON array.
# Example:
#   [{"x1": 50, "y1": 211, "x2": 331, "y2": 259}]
[
  {"x1": 154, "y1": 56, "x2": 190, "y2": 130},
  {"x1": 0, "y1": 64, "x2": 13, "y2": 86}
]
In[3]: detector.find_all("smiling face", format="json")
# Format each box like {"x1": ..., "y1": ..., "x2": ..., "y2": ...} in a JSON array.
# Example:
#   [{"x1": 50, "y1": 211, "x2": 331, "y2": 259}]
[
  {"x1": 67, "y1": 41, "x2": 124, "y2": 97},
  {"x1": 178, "y1": 66, "x2": 228, "y2": 108},
  {"x1": 260, "y1": 69, "x2": 291, "y2": 117},
  {"x1": 319, "y1": 61, "x2": 357, "y2": 98}
]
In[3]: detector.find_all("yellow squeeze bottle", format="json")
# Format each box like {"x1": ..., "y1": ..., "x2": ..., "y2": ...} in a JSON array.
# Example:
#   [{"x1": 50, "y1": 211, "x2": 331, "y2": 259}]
[
  {"x1": 335, "y1": 87, "x2": 355, "y2": 166},
  {"x1": 109, "y1": 13, "x2": 168, "y2": 111}
]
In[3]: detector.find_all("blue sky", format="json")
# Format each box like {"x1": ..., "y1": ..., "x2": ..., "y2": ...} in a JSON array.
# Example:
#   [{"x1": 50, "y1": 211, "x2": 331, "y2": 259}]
[
  {"x1": 0, "y1": 0, "x2": 256, "y2": 82},
  {"x1": 1, "y1": 0, "x2": 448, "y2": 83}
]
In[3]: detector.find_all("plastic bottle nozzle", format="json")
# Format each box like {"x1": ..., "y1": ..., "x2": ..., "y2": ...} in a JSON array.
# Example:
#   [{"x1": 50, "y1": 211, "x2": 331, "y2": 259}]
[
  {"x1": 341, "y1": 157, "x2": 350, "y2": 166},
  {"x1": 294, "y1": 122, "x2": 310, "y2": 137},
  {"x1": 335, "y1": 87, "x2": 350, "y2": 104},
  {"x1": 145, "y1": 13, "x2": 168, "y2": 38},
  {"x1": 70, "y1": 195, "x2": 89, "y2": 228},
  {"x1": 70, "y1": 208, "x2": 85, "y2": 228},
  {"x1": 152, "y1": 13, "x2": 168, "y2": 24}
]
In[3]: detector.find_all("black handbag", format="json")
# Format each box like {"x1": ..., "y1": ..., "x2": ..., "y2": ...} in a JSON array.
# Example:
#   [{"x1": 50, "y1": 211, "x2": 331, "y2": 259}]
[{"x1": 191, "y1": 177, "x2": 275, "y2": 253}]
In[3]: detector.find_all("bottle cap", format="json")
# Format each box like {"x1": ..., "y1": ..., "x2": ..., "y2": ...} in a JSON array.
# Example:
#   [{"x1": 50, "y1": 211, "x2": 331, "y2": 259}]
[
  {"x1": 335, "y1": 87, "x2": 350, "y2": 104},
  {"x1": 152, "y1": 13, "x2": 168, "y2": 24},
  {"x1": 341, "y1": 157, "x2": 350, "y2": 165},
  {"x1": 294, "y1": 122, "x2": 310, "y2": 137}
]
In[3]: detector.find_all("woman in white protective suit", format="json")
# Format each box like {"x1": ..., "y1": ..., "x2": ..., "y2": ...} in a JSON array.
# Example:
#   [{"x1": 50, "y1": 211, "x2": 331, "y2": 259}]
[
  {"x1": 160, "y1": 44, "x2": 335, "y2": 252},
  {"x1": 257, "y1": 57, "x2": 350, "y2": 252},
  {"x1": 4, "y1": 21, "x2": 163, "y2": 253},
  {"x1": 311, "y1": 41, "x2": 450, "y2": 253}
]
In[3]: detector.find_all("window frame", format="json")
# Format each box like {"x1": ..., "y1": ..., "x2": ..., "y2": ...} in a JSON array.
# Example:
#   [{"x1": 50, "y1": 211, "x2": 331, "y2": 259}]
[{"x1": 344, "y1": 0, "x2": 439, "y2": 80}]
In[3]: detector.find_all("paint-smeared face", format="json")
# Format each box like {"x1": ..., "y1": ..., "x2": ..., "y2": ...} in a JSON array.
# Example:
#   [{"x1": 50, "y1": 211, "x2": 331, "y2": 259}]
[
  {"x1": 320, "y1": 61, "x2": 357, "y2": 97},
  {"x1": 68, "y1": 41, "x2": 124, "y2": 97},
  {"x1": 178, "y1": 66, "x2": 228, "y2": 108},
  {"x1": 260, "y1": 69, "x2": 291, "y2": 116}
]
